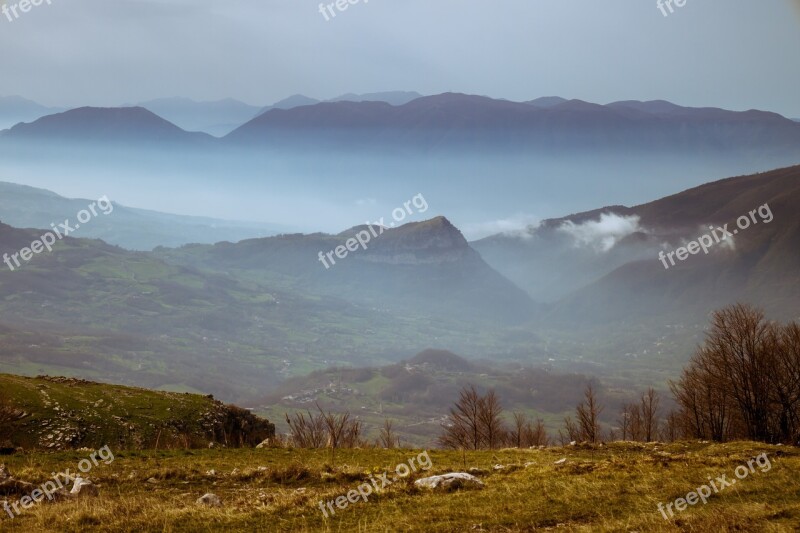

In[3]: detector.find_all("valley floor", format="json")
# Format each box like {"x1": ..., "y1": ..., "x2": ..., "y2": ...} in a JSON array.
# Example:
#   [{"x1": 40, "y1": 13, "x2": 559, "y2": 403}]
[{"x1": 0, "y1": 442, "x2": 797, "y2": 532}]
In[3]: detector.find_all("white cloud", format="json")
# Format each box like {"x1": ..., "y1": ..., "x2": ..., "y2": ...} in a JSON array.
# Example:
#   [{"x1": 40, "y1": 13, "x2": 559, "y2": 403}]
[
  {"x1": 557, "y1": 213, "x2": 643, "y2": 252},
  {"x1": 461, "y1": 214, "x2": 540, "y2": 240}
]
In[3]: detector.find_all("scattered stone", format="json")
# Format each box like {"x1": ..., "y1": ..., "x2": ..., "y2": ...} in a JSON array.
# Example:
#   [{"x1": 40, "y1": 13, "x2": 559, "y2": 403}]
[
  {"x1": 71, "y1": 477, "x2": 99, "y2": 496},
  {"x1": 257, "y1": 466, "x2": 268, "y2": 472},
  {"x1": 205, "y1": 470, "x2": 217, "y2": 477},
  {"x1": 147, "y1": 477, "x2": 159, "y2": 484},
  {"x1": 524, "y1": 462, "x2": 537, "y2": 468},
  {"x1": 231, "y1": 468, "x2": 240, "y2": 476},
  {"x1": 196, "y1": 493, "x2": 222, "y2": 507},
  {"x1": 415, "y1": 473, "x2": 485, "y2": 492},
  {"x1": 493, "y1": 464, "x2": 522, "y2": 473},
  {"x1": 468, "y1": 467, "x2": 487, "y2": 475},
  {"x1": 255, "y1": 438, "x2": 272, "y2": 449},
  {"x1": 554, "y1": 458, "x2": 567, "y2": 466}
]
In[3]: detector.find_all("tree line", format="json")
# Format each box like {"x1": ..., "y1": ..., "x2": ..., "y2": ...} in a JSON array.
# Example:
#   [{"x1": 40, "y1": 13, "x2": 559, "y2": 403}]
[{"x1": 440, "y1": 303, "x2": 800, "y2": 448}]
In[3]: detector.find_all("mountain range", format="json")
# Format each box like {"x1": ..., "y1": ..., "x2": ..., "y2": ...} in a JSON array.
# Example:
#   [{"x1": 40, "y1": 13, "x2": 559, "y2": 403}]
[
  {"x1": 0, "y1": 164, "x2": 797, "y2": 404},
  {"x1": 226, "y1": 93, "x2": 800, "y2": 155},
  {"x1": 0, "y1": 93, "x2": 426, "y2": 138},
  {"x1": 3, "y1": 94, "x2": 799, "y2": 159}
]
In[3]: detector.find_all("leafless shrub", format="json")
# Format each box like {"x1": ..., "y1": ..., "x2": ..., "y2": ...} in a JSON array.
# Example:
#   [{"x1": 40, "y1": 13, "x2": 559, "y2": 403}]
[
  {"x1": 378, "y1": 419, "x2": 400, "y2": 449},
  {"x1": 285, "y1": 410, "x2": 327, "y2": 448}
]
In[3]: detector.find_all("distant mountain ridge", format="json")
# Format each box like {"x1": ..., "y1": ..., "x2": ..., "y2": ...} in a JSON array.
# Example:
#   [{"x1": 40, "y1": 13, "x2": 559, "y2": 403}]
[
  {"x1": 0, "y1": 106, "x2": 213, "y2": 145},
  {"x1": 226, "y1": 93, "x2": 800, "y2": 155},
  {"x1": 0, "y1": 95, "x2": 64, "y2": 131},
  {"x1": 4, "y1": 94, "x2": 799, "y2": 158},
  {"x1": 0, "y1": 181, "x2": 288, "y2": 250},
  {"x1": 135, "y1": 97, "x2": 263, "y2": 137}
]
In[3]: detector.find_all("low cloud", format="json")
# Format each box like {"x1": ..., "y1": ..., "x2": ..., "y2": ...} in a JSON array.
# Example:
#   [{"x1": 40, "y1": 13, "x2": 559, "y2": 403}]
[
  {"x1": 557, "y1": 213, "x2": 643, "y2": 252},
  {"x1": 462, "y1": 214, "x2": 540, "y2": 241}
]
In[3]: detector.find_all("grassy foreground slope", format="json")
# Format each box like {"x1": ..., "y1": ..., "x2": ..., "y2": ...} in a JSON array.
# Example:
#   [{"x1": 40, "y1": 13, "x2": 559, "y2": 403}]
[
  {"x1": 0, "y1": 442, "x2": 797, "y2": 532},
  {"x1": 0, "y1": 374, "x2": 274, "y2": 450}
]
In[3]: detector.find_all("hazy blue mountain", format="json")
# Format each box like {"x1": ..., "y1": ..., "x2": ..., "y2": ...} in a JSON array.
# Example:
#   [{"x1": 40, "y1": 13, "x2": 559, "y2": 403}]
[
  {"x1": 327, "y1": 91, "x2": 423, "y2": 106},
  {"x1": 155, "y1": 216, "x2": 537, "y2": 322},
  {"x1": 0, "y1": 215, "x2": 543, "y2": 401},
  {"x1": 256, "y1": 94, "x2": 321, "y2": 116},
  {"x1": 0, "y1": 95, "x2": 64, "y2": 131},
  {"x1": 0, "y1": 181, "x2": 288, "y2": 250},
  {"x1": 136, "y1": 97, "x2": 263, "y2": 137},
  {"x1": 606, "y1": 99, "x2": 694, "y2": 115},
  {"x1": 226, "y1": 93, "x2": 800, "y2": 155},
  {"x1": 475, "y1": 165, "x2": 800, "y2": 326},
  {"x1": 525, "y1": 96, "x2": 568, "y2": 108},
  {"x1": 0, "y1": 106, "x2": 212, "y2": 145}
]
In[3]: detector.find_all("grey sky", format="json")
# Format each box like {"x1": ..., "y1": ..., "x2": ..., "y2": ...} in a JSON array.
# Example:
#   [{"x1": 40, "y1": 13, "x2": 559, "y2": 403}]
[{"x1": 1, "y1": 0, "x2": 799, "y2": 116}]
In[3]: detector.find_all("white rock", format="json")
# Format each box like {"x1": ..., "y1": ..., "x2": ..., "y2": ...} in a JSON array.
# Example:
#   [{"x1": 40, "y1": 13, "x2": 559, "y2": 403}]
[
  {"x1": 414, "y1": 473, "x2": 484, "y2": 491},
  {"x1": 70, "y1": 477, "x2": 99, "y2": 496},
  {"x1": 554, "y1": 458, "x2": 567, "y2": 466},
  {"x1": 196, "y1": 493, "x2": 222, "y2": 507}
]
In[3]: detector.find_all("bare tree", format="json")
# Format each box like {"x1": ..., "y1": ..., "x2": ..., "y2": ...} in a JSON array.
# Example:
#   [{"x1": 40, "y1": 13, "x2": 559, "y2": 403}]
[
  {"x1": 768, "y1": 322, "x2": 800, "y2": 443},
  {"x1": 669, "y1": 303, "x2": 800, "y2": 444},
  {"x1": 640, "y1": 388, "x2": 661, "y2": 442},
  {"x1": 378, "y1": 419, "x2": 399, "y2": 449},
  {"x1": 559, "y1": 416, "x2": 580, "y2": 445},
  {"x1": 617, "y1": 403, "x2": 635, "y2": 441},
  {"x1": 508, "y1": 413, "x2": 550, "y2": 448},
  {"x1": 659, "y1": 411, "x2": 683, "y2": 442},
  {"x1": 671, "y1": 304, "x2": 776, "y2": 442},
  {"x1": 440, "y1": 385, "x2": 506, "y2": 450},
  {"x1": 478, "y1": 389, "x2": 505, "y2": 449},
  {"x1": 576, "y1": 384, "x2": 603, "y2": 443},
  {"x1": 508, "y1": 412, "x2": 529, "y2": 448},
  {"x1": 704, "y1": 304, "x2": 773, "y2": 441},
  {"x1": 440, "y1": 385, "x2": 484, "y2": 450},
  {"x1": 528, "y1": 418, "x2": 549, "y2": 447}
]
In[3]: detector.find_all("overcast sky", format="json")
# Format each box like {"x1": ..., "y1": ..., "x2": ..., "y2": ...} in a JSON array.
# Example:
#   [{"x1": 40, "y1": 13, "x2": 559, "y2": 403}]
[{"x1": 1, "y1": 0, "x2": 799, "y2": 116}]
